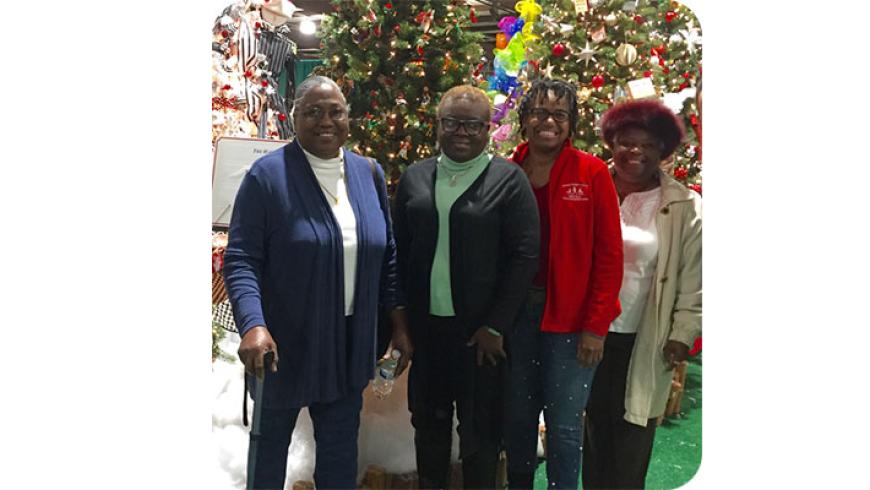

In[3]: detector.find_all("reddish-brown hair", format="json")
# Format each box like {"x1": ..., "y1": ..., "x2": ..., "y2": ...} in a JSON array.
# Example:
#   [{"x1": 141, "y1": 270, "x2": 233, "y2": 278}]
[{"x1": 599, "y1": 99, "x2": 685, "y2": 158}]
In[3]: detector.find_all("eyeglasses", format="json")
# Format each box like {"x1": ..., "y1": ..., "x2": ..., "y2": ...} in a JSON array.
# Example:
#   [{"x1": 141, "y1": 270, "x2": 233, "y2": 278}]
[
  {"x1": 300, "y1": 106, "x2": 348, "y2": 121},
  {"x1": 614, "y1": 139, "x2": 662, "y2": 152},
  {"x1": 529, "y1": 108, "x2": 570, "y2": 123},
  {"x1": 439, "y1": 117, "x2": 488, "y2": 136}
]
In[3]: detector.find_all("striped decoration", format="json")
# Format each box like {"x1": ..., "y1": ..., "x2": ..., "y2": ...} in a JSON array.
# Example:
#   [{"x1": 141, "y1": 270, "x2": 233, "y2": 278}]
[
  {"x1": 266, "y1": 80, "x2": 293, "y2": 139},
  {"x1": 238, "y1": 16, "x2": 263, "y2": 122},
  {"x1": 259, "y1": 29, "x2": 294, "y2": 77},
  {"x1": 237, "y1": 16, "x2": 259, "y2": 73}
]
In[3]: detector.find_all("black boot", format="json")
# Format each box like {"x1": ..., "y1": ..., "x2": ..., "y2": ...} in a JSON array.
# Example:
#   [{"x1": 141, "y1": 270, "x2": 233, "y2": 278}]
[{"x1": 415, "y1": 428, "x2": 452, "y2": 489}]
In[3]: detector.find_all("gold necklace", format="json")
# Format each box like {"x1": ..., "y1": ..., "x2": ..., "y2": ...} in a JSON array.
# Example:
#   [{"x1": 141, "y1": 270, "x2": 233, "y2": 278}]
[
  {"x1": 316, "y1": 158, "x2": 346, "y2": 205},
  {"x1": 318, "y1": 179, "x2": 340, "y2": 204},
  {"x1": 437, "y1": 162, "x2": 474, "y2": 187}
]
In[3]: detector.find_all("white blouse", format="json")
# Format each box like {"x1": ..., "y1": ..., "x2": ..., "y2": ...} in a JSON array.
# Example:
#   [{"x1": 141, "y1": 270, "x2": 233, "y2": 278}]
[
  {"x1": 610, "y1": 187, "x2": 661, "y2": 334},
  {"x1": 303, "y1": 148, "x2": 358, "y2": 316}
]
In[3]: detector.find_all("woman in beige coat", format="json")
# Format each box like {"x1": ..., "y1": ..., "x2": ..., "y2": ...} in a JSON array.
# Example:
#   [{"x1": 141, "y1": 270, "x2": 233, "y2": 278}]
[{"x1": 582, "y1": 99, "x2": 702, "y2": 489}]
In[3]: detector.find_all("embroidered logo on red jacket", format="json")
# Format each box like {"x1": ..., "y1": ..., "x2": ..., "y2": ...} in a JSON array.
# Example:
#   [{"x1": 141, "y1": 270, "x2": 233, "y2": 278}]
[{"x1": 560, "y1": 183, "x2": 590, "y2": 201}]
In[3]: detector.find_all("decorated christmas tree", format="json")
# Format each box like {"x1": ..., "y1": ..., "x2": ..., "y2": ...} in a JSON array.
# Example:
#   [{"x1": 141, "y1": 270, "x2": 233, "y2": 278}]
[
  {"x1": 489, "y1": 0, "x2": 702, "y2": 191},
  {"x1": 317, "y1": 0, "x2": 485, "y2": 185}
]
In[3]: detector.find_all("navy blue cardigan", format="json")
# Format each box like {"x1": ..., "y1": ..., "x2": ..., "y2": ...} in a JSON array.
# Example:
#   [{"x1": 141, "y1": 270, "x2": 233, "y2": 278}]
[{"x1": 223, "y1": 140, "x2": 403, "y2": 408}]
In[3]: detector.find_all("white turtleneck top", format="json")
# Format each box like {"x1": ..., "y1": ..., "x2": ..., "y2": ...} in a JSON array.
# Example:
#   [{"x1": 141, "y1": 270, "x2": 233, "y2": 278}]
[{"x1": 302, "y1": 147, "x2": 357, "y2": 316}]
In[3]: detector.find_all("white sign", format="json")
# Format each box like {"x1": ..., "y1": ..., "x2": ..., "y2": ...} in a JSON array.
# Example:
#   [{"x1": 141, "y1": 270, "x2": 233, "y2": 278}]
[{"x1": 212, "y1": 136, "x2": 288, "y2": 227}]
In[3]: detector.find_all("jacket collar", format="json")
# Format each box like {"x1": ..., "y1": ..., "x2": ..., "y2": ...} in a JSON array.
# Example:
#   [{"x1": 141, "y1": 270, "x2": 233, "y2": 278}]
[
  {"x1": 509, "y1": 139, "x2": 572, "y2": 165},
  {"x1": 658, "y1": 170, "x2": 696, "y2": 206}
]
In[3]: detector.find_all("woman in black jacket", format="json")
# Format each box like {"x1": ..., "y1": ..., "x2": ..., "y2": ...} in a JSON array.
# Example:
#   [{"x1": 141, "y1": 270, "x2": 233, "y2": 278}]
[{"x1": 393, "y1": 85, "x2": 539, "y2": 489}]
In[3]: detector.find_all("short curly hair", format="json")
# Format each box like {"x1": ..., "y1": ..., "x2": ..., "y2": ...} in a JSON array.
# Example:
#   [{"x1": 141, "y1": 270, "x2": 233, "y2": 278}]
[
  {"x1": 517, "y1": 78, "x2": 578, "y2": 139},
  {"x1": 599, "y1": 99, "x2": 685, "y2": 158}
]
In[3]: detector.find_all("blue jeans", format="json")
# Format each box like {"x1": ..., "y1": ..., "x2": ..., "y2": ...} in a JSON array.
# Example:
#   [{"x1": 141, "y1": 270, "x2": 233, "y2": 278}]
[
  {"x1": 246, "y1": 386, "x2": 364, "y2": 489},
  {"x1": 505, "y1": 296, "x2": 598, "y2": 489}
]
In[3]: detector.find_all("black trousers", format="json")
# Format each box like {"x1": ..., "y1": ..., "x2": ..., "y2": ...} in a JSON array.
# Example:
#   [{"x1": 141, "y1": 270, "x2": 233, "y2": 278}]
[
  {"x1": 409, "y1": 315, "x2": 501, "y2": 489},
  {"x1": 582, "y1": 333, "x2": 657, "y2": 490}
]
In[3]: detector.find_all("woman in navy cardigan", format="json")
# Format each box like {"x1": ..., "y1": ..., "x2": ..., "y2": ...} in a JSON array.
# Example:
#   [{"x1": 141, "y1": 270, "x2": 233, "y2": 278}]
[{"x1": 223, "y1": 76, "x2": 411, "y2": 490}]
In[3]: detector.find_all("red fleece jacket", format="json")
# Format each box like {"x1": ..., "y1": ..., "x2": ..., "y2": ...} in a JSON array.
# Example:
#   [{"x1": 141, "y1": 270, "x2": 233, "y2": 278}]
[{"x1": 511, "y1": 141, "x2": 624, "y2": 336}]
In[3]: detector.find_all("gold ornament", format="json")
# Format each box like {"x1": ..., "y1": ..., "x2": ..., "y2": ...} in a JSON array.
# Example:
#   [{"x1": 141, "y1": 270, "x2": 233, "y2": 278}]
[
  {"x1": 578, "y1": 86, "x2": 593, "y2": 102},
  {"x1": 604, "y1": 13, "x2": 618, "y2": 26},
  {"x1": 615, "y1": 43, "x2": 638, "y2": 66}
]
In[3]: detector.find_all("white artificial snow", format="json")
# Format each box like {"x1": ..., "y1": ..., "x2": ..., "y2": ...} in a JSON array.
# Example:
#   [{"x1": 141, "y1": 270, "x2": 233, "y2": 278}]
[{"x1": 211, "y1": 332, "x2": 458, "y2": 489}]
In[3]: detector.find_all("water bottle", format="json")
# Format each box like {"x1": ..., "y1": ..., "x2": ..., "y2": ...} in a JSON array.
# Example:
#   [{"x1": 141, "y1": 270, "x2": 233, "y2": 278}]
[{"x1": 372, "y1": 349, "x2": 401, "y2": 399}]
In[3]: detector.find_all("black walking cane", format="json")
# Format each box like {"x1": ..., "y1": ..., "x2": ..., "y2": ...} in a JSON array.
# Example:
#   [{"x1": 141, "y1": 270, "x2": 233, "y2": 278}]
[{"x1": 244, "y1": 351, "x2": 274, "y2": 490}]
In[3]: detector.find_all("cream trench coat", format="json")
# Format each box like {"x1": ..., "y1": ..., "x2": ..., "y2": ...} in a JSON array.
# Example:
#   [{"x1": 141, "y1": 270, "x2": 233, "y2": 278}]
[{"x1": 623, "y1": 170, "x2": 702, "y2": 426}]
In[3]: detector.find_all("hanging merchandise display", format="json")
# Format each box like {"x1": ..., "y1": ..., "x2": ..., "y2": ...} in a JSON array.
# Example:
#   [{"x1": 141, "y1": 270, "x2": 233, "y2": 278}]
[{"x1": 211, "y1": 1, "x2": 298, "y2": 145}]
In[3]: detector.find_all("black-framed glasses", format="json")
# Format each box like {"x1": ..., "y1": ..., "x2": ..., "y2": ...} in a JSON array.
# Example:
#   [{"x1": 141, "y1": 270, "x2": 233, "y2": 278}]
[
  {"x1": 529, "y1": 108, "x2": 570, "y2": 123},
  {"x1": 301, "y1": 106, "x2": 348, "y2": 121},
  {"x1": 439, "y1": 117, "x2": 488, "y2": 136},
  {"x1": 614, "y1": 138, "x2": 662, "y2": 152}
]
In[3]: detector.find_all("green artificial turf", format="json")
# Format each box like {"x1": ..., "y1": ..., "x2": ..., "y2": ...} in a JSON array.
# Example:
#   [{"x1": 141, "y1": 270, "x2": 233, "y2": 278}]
[{"x1": 532, "y1": 355, "x2": 702, "y2": 489}]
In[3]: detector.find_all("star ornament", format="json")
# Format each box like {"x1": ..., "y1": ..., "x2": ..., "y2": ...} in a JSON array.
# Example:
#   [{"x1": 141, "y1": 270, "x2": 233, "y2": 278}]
[
  {"x1": 577, "y1": 41, "x2": 598, "y2": 67},
  {"x1": 543, "y1": 63, "x2": 555, "y2": 78},
  {"x1": 679, "y1": 28, "x2": 702, "y2": 54}
]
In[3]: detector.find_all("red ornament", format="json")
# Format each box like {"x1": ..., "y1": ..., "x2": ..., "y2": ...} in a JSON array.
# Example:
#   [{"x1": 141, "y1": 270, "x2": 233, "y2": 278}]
[
  {"x1": 255, "y1": 22, "x2": 261, "y2": 29},
  {"x1": 651, "y1": 44, "x2": 667, "y2": 56},
  {"x1": 634, "y1": 15, "x2": 644, "y2": 24},
  {"x1": 643, "y1": 70, "x2": 652, "y2": 78},
  {"x1": 689, "y1": 183, "x2": 702, "y2": 194},
  {"x1": 221, "y1": 30, "x2": 229, "y2": 38},
  {"x1": 552, "y1": 43, "x2": 566, "y2": 57},
  {"x1": 470, "y1": 8, "x2": 478, "y2": 23},
  {"x1": 674, "y1": 167, "x2": 688, "y2": 180},
  {"x1": 683, "y1": 72, "x2": 691, "y2": 79},
  {"x1": 244, "y1": 70, "x2": 253, "y2": 78},
  {"x1": 417, "y1": 46, "x2": 424, "y2": 56},
  {"x1": 663, "y1": 67, "x2": 670, "y2": 74},
  {"x1": 222, "y1": 84, "x2": 232, "y2": 91},
  {"x1": 665, "y1": 11, "x2": 677, "y2": 23},
  {"x1": 394, "y1": 24, "x2": 401, "y2": 32},
  {"x1": 591, "y1": 74, "x2": 605, "y2": 88},
  {"x1": 689, "y1": 114, "x2": 699, "y2": 126},
  {"x1": 261, "y1": 80, "x2": 269, "y2": 88},
  {"x1": 385, "y1": 1, "x2": 393, "y2": 9},
  {"x1": 278, "y1": 113, "x2": 287, "y2": 122}
]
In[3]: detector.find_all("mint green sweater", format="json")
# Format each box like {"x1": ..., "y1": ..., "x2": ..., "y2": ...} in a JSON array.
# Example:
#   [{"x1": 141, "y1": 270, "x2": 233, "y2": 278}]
[{"x1": 429, "y1": 151, "x2": 492, "y2": 315}]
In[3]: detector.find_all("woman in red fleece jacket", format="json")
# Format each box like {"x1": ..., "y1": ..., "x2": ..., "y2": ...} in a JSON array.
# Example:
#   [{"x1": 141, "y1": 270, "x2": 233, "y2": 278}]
[{"x1": 504, "y1": 79, "x2": 624, "y2": 490}]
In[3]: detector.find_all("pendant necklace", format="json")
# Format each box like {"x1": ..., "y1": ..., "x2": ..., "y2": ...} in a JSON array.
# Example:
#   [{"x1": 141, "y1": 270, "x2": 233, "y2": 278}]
[
  {"x1": 318, "y1": 179, "x2": 340, "y2": 204},
  {"x1": 317, "y1": 157, "x2": 346, "y2": 205},
  {"x1": 437, "y1": 162, "x2": 473, "y2": 187}
]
